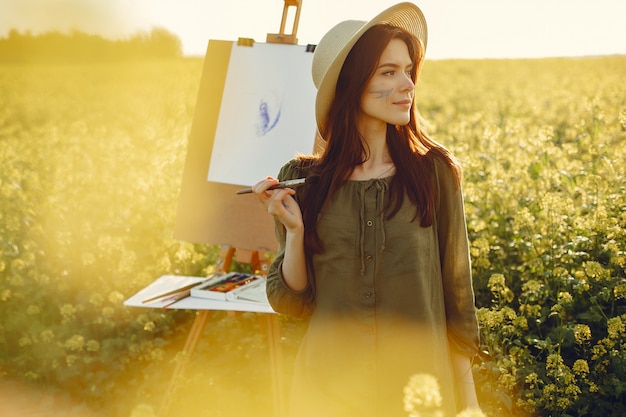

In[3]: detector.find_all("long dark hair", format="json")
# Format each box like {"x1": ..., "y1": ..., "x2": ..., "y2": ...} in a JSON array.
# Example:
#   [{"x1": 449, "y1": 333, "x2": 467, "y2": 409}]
[{"x1": 300, "y1": 24, "x2": 461, "y2": 254}]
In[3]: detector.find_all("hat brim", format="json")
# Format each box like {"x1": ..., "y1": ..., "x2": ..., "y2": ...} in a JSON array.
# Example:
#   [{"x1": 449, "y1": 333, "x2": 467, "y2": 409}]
[{"x1": 314, "y1": 2, "x2": 428, "y2": 135}]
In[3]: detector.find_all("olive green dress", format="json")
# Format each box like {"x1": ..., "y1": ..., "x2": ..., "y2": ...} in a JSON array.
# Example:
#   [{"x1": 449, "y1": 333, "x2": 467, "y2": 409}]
[{"x1": 266, "y1": 156, "x2": 480, "y2": 417}]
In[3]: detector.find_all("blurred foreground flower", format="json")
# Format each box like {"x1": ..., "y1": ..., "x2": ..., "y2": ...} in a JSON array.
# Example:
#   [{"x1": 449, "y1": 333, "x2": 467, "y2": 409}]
[
  {"x1": 456, "y1": 408, "x2": 486, "y2": 417},
  {"x1": 404, "y1": 373, "x2": 444, "y2": 417},
  {"x1": 404, "y1": 373, "x2": 487, "y2": 417}
]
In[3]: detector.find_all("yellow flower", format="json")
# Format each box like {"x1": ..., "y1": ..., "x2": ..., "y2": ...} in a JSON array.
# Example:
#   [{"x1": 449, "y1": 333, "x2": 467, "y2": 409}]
[
  {"x1": 572, "y1": 359, "x2": 589, "y2": 375},
  {"x1": 607, "y1": 315, "x2": 625, "y2": 339},
  {"x1": 552, "y1": 267, "x2": 569, "y2": 278},
  {"x1": 557, "y1": 397, "x2": 573, "y2": 409},
  {"x1": 26, "y1": 305, "x2": 40, "y2": 315},
  {"x1": 66, "y1": 354, "x2": 78, "y2": 367},
  {"x1": 513, "y1": 207, "x2": 535, "y2": 230},
  {"x1": 24, "y1": 371, "x2": 39, "y2": 381},
  {"x1": 525, "y1": 372, "x2": 539, "y2": 389},
  {"x1": 488, "y1": 274, "x2": 506, "y2": 292},
  {"x1": 557, "y1": 291, "x2": 573, "y2": 306},
  {"x1": 584, "y1": 261, "x2": 609, "y2": 282},
  {"x1": 522, "y1": 280, "x2": 542, "y2": 293},
  {"x1": 564, "y1": 383, "x2": 581, "y2": 398},
  {"x1": 40, "y1": 329, "x2": 55, "y2": 343},
  {"x1": 89, "y1": 293, "x2": 104, "y2": 306},
  {"x1": 476, "y1": 308, "x2": 501, "y2": 329},
  {"x1": 102, "y1": 306, "x2": 115, "y2": 317},
  {"x1": 86, "y1": 340, "x2": 100, "y2": 352},
  {"x1": 615, "y1": 283, "x2": 626, "y2": 299},
  {"x1": 19, "y1": 336, "x2": 32, "y2": 347},
  {"x1": 64, "y1": 335, "x2": 85, "y2": 352},
  {"x1": 108, "y1": 291, "x2": 124, "y2": 304},
  {"x1": 520, "y1": 304, "x2": 542, "y2": 319},
  {"x1": 514, "y1": 316, "x2": 529, "y2": 331},
  {"x1": 498, "y1": 373, "x2": 517, "y2": 390},
  {"x1": 592, "y1": 342, "x2": 608, "y2": 360},
  {"x1": 543, "y1": 383, "x2": 557, "y2": 401},
  {"x1": 573, "y1": 324, "x2": 592, "y2": 344},
  {"x1": 546, "y1": 353, "x2": 564, "y2": 373},
  {"x1": 470, "y1": 238, "x2": 491, "y2": 269},
  {"x1": 550, "y1": 304, "x2": 564, "y2": 316},
  {"x1": 520, "y1": 279, "x2": 544, "y2": 304},
  {"x1": 501, "y1": 306, "x2": 517, "y2": 321},
  {"x1": 60, "y1": 304, "x2": 77, "y2": 321}
]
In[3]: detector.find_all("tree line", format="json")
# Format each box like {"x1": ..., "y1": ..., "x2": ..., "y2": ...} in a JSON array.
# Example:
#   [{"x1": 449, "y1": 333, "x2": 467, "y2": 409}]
[{"x1": 0, "y1": 28, "x2": 183, "y2": 63}]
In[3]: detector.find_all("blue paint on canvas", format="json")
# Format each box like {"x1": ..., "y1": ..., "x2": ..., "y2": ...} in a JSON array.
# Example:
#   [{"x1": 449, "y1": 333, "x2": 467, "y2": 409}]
[{"x1": 256, "y1": 99, "x2": 282, "y2": 136}]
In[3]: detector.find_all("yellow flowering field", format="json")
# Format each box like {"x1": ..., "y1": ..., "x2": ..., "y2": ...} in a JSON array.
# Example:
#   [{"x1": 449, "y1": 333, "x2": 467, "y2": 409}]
[
  {"x1": 0, "y1": 56, "x2": 624, "y2": 416},
  {"x1": 419, "y1": 57, "x2": 626, "y2": 416}
]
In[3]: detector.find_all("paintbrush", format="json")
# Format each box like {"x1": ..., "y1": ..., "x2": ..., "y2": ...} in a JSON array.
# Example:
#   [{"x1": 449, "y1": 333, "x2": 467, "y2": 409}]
[
  {"x1": 235, "y1": 177, "x2": 315, "y2": 195},
  {"x1": 141, "y1": 279, "x2": 210, "y2": 303}
]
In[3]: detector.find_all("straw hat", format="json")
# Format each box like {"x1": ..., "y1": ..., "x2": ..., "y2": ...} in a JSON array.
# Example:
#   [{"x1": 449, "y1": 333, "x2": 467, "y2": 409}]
[{"x1": 311, "y1": 2, "x2": 428, "y2": 134}]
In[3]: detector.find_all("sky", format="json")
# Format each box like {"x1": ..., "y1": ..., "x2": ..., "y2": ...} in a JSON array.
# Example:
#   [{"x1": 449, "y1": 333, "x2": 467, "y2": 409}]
[{"x1": 1, "y1": 0, "x2": 625, "y2": 59}]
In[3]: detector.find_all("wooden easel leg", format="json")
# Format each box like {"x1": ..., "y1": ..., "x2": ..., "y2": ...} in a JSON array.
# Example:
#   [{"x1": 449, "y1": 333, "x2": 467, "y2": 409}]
[
  {"x1": 158, "y1": 245, "x2": 234, "y2": 417},
  {"x1": 158, "y1": 310, "x2": 212, "y2": 417},
  {"x1": 264, "y1": 314, "x2": 287, "y2": 417}
]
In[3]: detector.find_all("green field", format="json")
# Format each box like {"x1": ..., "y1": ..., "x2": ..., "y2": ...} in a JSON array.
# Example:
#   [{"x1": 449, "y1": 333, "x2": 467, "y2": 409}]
[{"x1": 1, "y1": 56, "x2": 625, "y2": 416}]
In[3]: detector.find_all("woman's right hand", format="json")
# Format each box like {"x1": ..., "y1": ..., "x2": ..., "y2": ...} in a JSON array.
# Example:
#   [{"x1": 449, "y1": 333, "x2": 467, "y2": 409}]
[{"x1": 253, "y1": 176, "x2": 304, "y2": 233}]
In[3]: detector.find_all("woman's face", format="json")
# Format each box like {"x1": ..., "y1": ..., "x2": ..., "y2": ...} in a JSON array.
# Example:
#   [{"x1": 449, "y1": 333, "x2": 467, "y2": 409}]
[{"x1": 358, "y1": 38, "x2": 415, "y2": 130}]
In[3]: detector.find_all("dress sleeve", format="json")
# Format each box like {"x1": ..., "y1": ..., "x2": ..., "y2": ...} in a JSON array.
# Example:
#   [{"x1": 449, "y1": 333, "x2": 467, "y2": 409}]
[
  {"x1": 434, "y1": 158, "x2": 480, "y2": 357},
  {"x1": 265, "y1": 159, "x2": 315, "y2": 319}
]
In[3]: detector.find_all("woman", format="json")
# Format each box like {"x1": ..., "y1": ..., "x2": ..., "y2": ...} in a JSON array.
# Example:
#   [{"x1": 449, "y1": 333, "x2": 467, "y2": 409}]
[{"x1": 253, "y1": 3, "x2": 480, "y2": 416}]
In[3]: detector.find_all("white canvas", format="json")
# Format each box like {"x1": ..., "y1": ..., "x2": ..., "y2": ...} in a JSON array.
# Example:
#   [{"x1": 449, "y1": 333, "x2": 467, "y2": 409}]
[{"x1": 207, "y1": 42, "x2": 317, "y2": 186}]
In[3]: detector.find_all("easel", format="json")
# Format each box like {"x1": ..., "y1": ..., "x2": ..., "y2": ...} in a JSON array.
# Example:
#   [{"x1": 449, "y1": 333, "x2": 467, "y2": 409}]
[
  {"x1": 158, "y1": 2, "x2": 306, "y2": 416},
  {"x1": 158, "y1": 245, "x2": 283, "y2": 417},
  {"x1": 267, "y1": 0, "x2": 302, "y2": 45}
]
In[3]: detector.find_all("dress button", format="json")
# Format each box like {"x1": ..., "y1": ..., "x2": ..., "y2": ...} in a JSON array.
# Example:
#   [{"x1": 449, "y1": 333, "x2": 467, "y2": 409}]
[
  {"x1": 365, "y1": 291, "x2": 372, "y2": 298},
  {"x1": 366, "y1": 220, "x2": 373, "y2": 227},
  {"x1": 366, "y1": 255, "x2": 373, "y2": 261}
]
